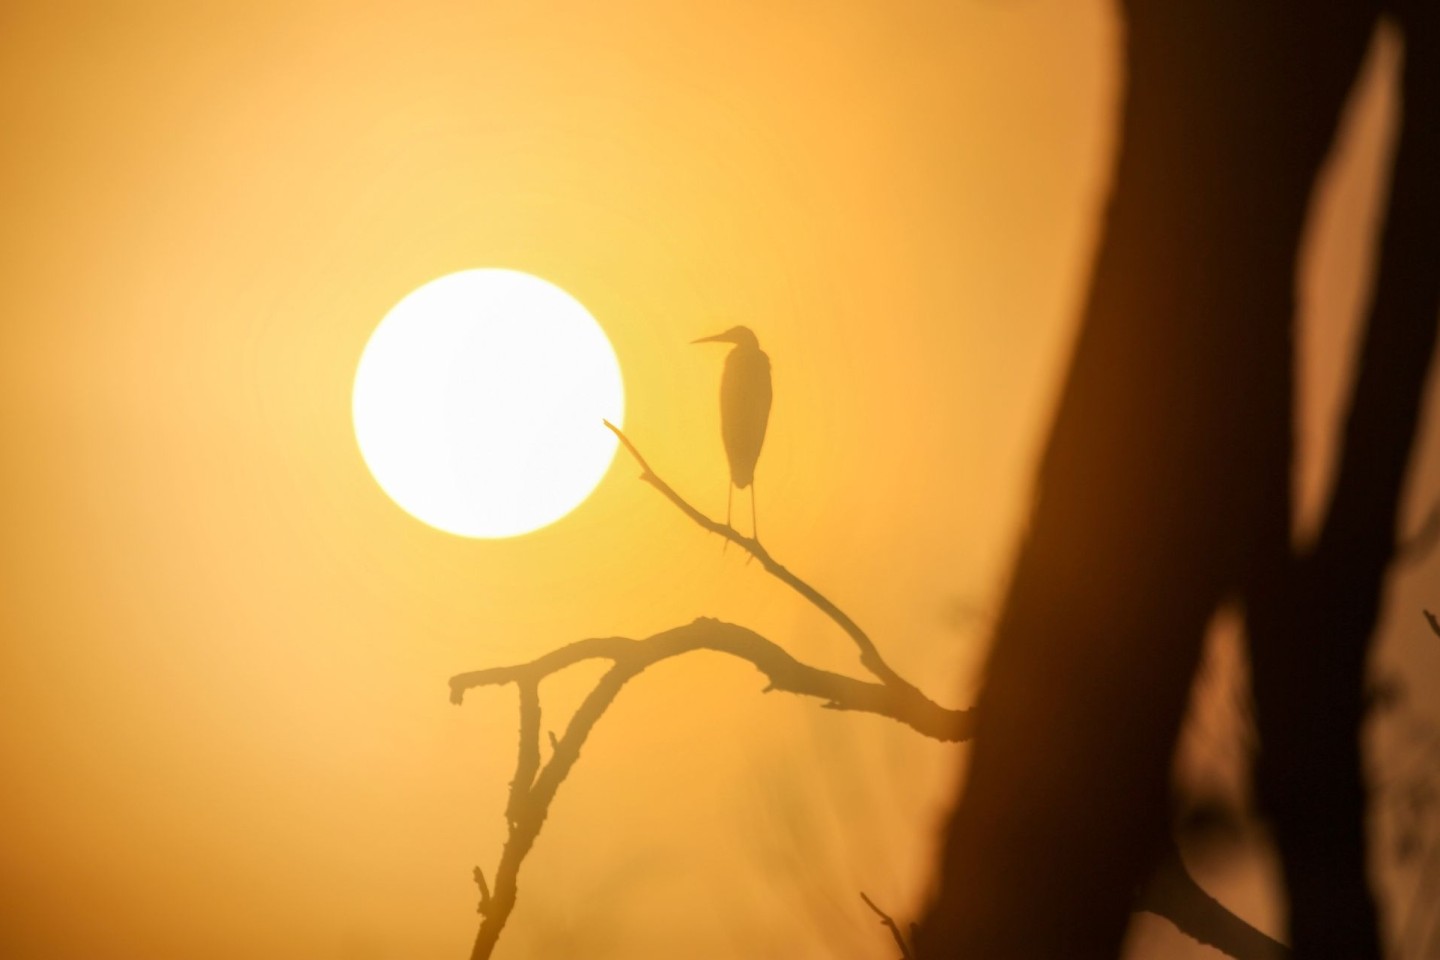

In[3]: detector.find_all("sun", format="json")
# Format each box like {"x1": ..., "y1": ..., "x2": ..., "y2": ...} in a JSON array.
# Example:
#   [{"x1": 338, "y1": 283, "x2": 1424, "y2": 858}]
[{"x1": 352, "y1": 269, "x2": 625, "y2": 538}]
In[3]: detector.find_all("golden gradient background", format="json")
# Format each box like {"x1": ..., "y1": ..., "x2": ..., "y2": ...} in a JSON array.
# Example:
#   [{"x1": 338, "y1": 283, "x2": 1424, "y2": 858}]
[{"x1": 1, "y1": 2, "x2": 1436, "y2": 957}]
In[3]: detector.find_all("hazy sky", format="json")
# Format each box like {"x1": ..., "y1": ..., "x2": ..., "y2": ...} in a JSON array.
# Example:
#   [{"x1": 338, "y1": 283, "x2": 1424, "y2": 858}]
[{"x1": 1, "y1": 2, "x2": 1435, "y2": 958}]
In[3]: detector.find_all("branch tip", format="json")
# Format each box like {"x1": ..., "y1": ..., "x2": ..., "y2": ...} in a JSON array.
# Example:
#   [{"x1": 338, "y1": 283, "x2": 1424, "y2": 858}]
[
  {"x1": 860, "y1": 891, "x2": 915, "y2": 959},
  {"x1": 473, "y1": 865, "x2": 491, "y2": 913}
]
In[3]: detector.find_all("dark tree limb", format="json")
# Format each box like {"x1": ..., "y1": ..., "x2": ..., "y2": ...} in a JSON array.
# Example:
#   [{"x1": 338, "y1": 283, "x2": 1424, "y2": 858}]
[
  {"x1": 1137, "y1": 840, "x2": 1288, "y2": 960},
  {"x1": 1246, "y1": 8, "x2": 1440, "y2": 956}
]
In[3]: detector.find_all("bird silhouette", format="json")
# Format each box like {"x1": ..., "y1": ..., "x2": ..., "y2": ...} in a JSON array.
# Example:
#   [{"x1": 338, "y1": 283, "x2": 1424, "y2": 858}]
[{"x1": 693, "y1": 325, "x2": 771, "y2": 541}]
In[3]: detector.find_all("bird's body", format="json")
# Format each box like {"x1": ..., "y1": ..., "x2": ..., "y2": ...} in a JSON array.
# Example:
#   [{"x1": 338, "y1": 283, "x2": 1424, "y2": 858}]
[
  {"x1": 719, "y1": 343, "x2": 771, "y2": 489},
  {"x1": 693, "y1": 325, "x2": 771, "y2": 539}
]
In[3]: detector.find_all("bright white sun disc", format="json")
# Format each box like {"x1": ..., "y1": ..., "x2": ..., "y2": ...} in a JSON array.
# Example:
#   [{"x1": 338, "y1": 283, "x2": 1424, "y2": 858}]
[{"x1": 353, "y1": 269, "x2": 625, "y2": 538}]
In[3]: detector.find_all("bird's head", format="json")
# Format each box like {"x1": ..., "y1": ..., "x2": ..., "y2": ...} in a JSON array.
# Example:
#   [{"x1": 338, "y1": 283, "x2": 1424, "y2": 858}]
[{"x1": 691, "y1": 325, "x2": 759, "y2": 350}]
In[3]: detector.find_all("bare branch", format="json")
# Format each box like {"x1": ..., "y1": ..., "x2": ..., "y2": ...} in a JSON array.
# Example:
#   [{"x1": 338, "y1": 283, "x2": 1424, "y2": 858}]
[
  {"x1": 604, "y1": 420, "x2": 926, "y2": 698},
  {"x1": 454, "y1": 617, "x2": 973, "y2": 959},
  {"x1": 463, "y1": 660, "x2": 631, "y2": 960},
  {"x1": 451, "y1": 618, "x2": 974, "y2": 742},
  {"x1": 860, "y1": 891, "x2": 915, "y2": 960},
  {"x1": 504, "y1": 683, "x2": 541, "y2": 825}
]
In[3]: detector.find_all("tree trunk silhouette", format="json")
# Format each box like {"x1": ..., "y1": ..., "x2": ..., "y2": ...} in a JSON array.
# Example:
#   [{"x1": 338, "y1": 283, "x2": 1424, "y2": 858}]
[
  {"x1": 1247, "y1": 3, "x2": 1439, "y2": 956},
  {"x1": 916, "y1": 1, "x2": 1437, "y2": 957}
]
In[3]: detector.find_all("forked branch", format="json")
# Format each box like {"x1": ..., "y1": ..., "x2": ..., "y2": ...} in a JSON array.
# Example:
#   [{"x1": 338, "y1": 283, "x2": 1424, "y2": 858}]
[
  {"x1": 450, "y1": 619, "x2": 972, "y2": 741},
  {"x1": 455, "y1": 619, "x2": 970, "y2": 957}
]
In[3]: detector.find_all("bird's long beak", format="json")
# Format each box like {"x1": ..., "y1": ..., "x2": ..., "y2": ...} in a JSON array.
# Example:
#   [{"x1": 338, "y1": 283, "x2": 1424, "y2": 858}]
[{"x1": 691, "y1": 332, "x2": 729, "y2": 344}]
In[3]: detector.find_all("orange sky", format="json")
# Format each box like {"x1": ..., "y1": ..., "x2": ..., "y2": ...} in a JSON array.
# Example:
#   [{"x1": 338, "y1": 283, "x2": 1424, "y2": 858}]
[{"x1": 1, "y1": 3, "x2": 1436, "y2": 958}]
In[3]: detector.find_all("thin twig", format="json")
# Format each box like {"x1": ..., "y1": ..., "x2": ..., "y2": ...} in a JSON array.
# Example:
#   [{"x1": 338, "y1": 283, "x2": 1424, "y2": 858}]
[
  {"x1": 472, "y1": 866, "x2": 490, "y2": 915},
  {"x1": 860, "y1": 891, "x2": 915, "y2": 959}
]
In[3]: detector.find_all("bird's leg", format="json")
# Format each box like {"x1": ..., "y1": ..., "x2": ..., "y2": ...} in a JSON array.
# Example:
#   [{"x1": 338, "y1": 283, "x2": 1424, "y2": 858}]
[
  {"x1": 743, "y1": 485, "x2": 758, "y2": 565},
  {"x1": 751, "y1": 482, "x2": 759, "y2": 543},
  {"x1": 723, "y1": 484, "x2": 733, "y2": 553}
]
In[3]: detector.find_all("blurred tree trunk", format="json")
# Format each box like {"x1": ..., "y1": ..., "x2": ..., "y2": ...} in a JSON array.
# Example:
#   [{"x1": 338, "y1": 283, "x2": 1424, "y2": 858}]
[
  {"x1": 916, "y1": 1, "x2": 1437, "y2": 956},
  {"x1": 1246, "y1": 2, "x2": 1438, "y2": 956}
]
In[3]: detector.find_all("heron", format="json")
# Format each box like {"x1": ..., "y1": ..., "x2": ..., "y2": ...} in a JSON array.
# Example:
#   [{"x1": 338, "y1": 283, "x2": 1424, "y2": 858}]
[{"x1": 693, "y1": 325, "x2": 771, "y2": 541}]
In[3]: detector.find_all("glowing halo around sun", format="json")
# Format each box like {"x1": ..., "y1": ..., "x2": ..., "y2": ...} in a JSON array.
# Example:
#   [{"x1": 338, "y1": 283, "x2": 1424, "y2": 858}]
[{"x1": 352, "y1": 269, "x2": 625, "y2": 538}]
